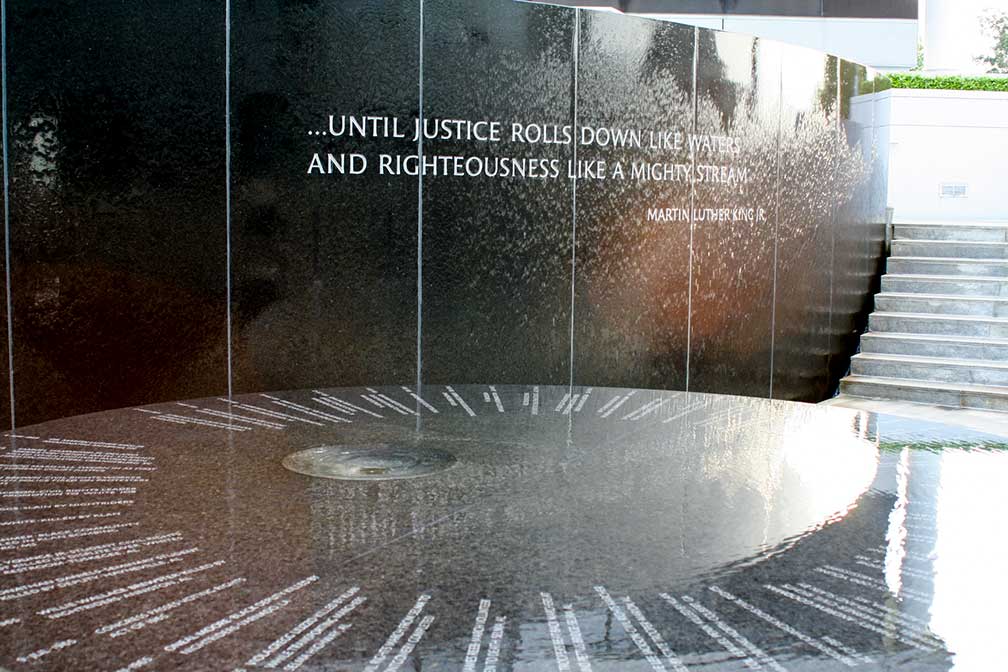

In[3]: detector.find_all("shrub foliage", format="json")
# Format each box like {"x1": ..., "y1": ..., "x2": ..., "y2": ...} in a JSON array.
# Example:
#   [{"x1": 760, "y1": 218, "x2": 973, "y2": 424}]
[{"x1": 884, "y1": 74, "x2": 1008, "y2": 92}]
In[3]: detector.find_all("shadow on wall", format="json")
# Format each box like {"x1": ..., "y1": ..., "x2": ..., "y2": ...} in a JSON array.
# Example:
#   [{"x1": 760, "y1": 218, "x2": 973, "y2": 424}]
[
  {"x1": 14, "y1": 264, "x2": 227, "y2": 423},
  {"x1": 7, "y1": 0, "x2": 228, "y2": 425}
]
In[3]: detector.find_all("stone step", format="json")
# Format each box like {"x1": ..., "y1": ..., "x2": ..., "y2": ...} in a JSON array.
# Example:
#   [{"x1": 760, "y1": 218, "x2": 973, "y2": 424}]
[
  {"x1": 840, "y1": 375, "x2": 1008, "y2": 411},
  {"x1": 874, "y1": 292, "x2": 1008, "y2": 317},
  {"x1": 881, "y1": 274, "x2": 1008, "y2": 296},
  {"x1": 869, "y1": 312, "x2": 1008, "y2": 338},
  {"x1": 851, "y1": 352, "x2": 1008, "y2": 386},
  {"x1": 861, "y1": 332, "x2": 1008, "y2": 360},
  {"x1": 891, "y1": 239, "x2": 1008, "y2": 259},
  {"x1": 886, "y1": 257, "x2": 1008, "y2": 277},
  {"x1": 894, "y1": 221, "x2": 1008, "y2": 243}
]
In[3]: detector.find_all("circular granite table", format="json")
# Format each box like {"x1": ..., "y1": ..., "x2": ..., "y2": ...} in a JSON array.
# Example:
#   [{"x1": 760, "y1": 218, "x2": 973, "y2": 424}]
[{"x1": 0, "y1": 385, "x2": 1005, "y2": 671}]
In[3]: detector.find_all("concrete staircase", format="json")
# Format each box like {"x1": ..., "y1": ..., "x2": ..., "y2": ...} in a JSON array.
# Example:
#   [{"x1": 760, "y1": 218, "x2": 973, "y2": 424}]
[{"x1": 840, "y1": 220, "x2": 1008, "y2": 411}]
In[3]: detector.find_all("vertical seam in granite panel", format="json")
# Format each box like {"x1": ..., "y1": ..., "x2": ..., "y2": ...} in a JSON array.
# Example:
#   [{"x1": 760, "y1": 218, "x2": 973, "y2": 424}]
[
  {"x1": 827, "y1": 58, "x2": 840, "y2": 395},
  {"x1": 769, "y1": 53, "x2": 782, "y2": 400},
  {"x1": 1, "y1": 0, "x2": 13, "y2": 428},
  {"x1": 685, "y1": 26, "x2": 698, "y2": 394},
  {"x1": 225, "y1": 0, "x2": 233, "y2": 400},
  {"x1": 415, "y1": 0, "x2": 424, "y2": 414},
  {"x1": 568, "y1": 9, "x2": 579, "y2": 392}
]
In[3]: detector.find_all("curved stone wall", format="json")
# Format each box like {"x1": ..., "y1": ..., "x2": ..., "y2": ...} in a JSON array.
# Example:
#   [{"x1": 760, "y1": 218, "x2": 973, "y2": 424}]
[{"x1": 1, "y1": 0, "x2": 886, "y2": 426}]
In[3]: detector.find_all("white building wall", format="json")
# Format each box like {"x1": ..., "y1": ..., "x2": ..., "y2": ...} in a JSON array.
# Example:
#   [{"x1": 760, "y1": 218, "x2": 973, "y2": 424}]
[{"x1": 857, "y1": 88, "x2": 1008, "y2": 222}]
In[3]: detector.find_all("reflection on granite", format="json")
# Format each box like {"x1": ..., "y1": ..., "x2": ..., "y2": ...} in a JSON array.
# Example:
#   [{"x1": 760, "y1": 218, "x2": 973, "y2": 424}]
[
  {"x1": 231, "y1": 0, "x2": 420, "y2": 393},
  {"x1": 420, "y1": 0, "x2": 576, "y2": 385},
  {"x1": 573, "y1": 13, "x2": 694, "y2": 391},
  {"x1": 689, "y1": 32, "x2": 781, "y2": 398},
  {"x1": 1, "y1": 385, "x2": 1005, "y2": 670},
  {"x1": 772, "y1": 48, "x2": 839, "y2": 403},
  {"x1": 7, "y1": 0, "x2": 228, "y2": 424}
]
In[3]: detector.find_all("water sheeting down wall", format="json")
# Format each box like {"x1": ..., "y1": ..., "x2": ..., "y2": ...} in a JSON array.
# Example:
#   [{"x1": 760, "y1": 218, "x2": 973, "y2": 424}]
[{"x1": 1, "y1": 0, "x2": 886, "y2": 426}]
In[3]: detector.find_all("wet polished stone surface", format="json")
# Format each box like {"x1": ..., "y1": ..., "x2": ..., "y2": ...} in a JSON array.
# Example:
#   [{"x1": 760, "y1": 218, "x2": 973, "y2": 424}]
[
  {"x1": 282, "y1": 444, "x2": 458, "y2": 481},
  {"x1": 1, "y1": 385, "x2": 1005, "y2": 671}
]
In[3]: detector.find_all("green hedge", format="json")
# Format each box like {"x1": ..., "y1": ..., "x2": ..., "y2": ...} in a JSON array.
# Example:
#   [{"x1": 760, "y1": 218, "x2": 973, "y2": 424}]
[{"x1": 877, "y1": 74, "x2": 1008, "y2": 92}]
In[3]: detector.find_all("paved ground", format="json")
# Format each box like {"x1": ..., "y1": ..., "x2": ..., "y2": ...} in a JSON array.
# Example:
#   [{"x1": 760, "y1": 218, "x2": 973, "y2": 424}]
[{"x1": 824, "y1": 394, "x2": 1008, "y2": 438}]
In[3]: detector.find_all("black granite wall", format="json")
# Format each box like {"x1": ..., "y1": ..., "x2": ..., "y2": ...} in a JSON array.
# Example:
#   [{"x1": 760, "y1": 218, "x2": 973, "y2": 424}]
[
  {"x1": 1, "y1": 0, "x2": 885, "y2": 426},
  {"x1": 7, "y1": 1, "x2": 227, "y2": 425},
  {"x1": 531, "y1": 0, "x2": 918, "y2": 19}
]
